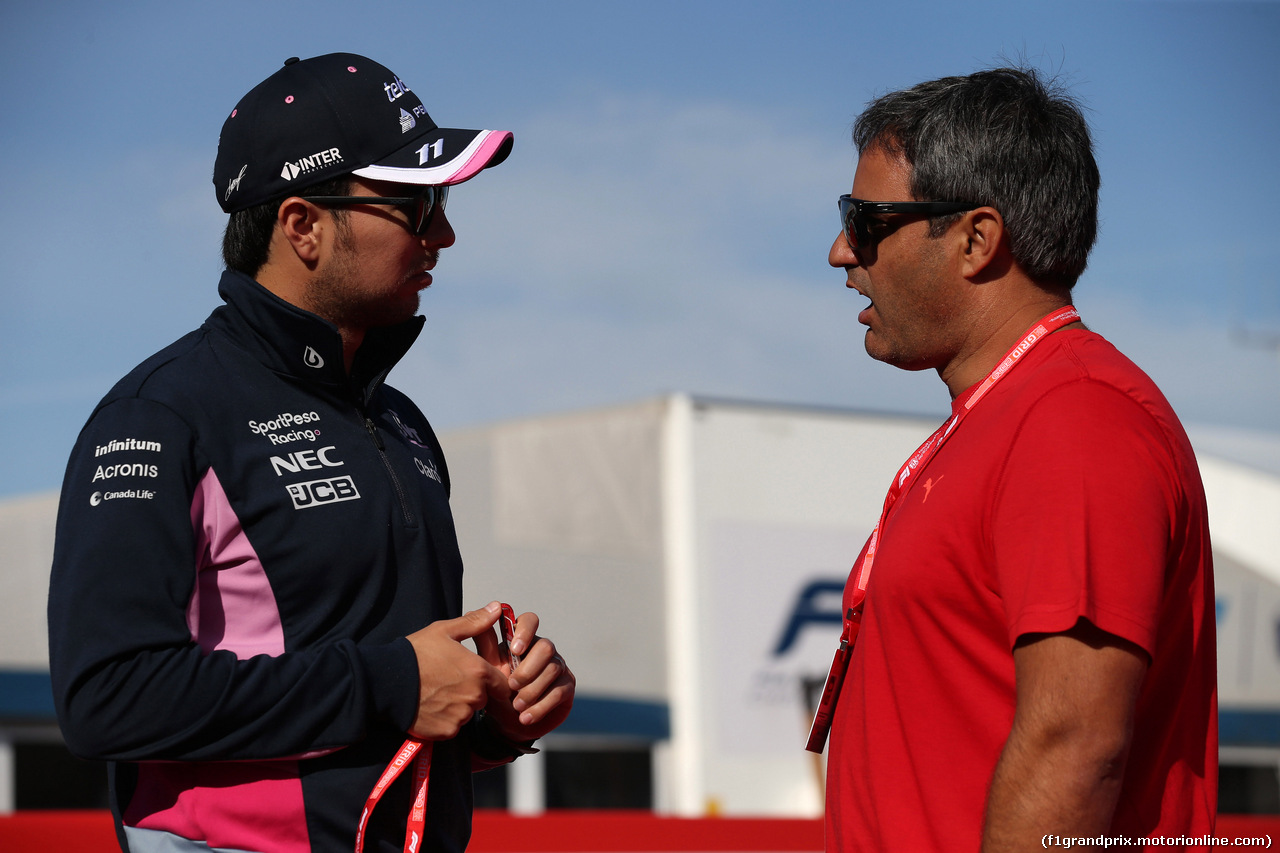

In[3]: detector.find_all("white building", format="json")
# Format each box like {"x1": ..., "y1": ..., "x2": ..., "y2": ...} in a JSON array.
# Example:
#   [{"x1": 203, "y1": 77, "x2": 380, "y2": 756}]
[{"x1": 4, "y1": 396, "x2": 1279, "y2": 814}]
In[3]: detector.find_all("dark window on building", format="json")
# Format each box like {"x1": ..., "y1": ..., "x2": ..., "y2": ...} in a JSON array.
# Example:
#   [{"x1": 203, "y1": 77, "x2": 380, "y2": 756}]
[
  {"x1": 14, "y1": 742, "x2": 109, "y2": 810},
  {"x1": 1220, "y1": 764, "x2": 1280, "y2": 814}
]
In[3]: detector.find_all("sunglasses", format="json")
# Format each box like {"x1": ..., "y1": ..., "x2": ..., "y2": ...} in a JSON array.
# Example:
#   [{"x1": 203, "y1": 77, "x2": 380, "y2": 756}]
[
  {"x1": 838, "y1": 195, "x2": 979, "y2": 254},
  {"x1": 308, "y1": 184, "x2": 449, "y2": 236}
]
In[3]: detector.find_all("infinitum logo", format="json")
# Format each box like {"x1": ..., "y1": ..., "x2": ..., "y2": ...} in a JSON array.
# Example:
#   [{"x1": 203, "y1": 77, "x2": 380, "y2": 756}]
[{"x1": 281, "y1": 148, "x2": 343, "y2": 181}]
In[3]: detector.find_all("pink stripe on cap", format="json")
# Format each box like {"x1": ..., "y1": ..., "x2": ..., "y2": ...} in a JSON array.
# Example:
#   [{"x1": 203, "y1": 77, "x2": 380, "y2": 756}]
[
  {"x1": 443, "y1": 130, "x2": 513, "y2": 184},
  {"x1": 352, "y1": 129, "x2": 512, "y2": 186}
]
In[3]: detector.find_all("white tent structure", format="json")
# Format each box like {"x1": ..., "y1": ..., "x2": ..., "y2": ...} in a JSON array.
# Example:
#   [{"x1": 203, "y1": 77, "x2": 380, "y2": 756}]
[
  {"x1": 443, "y1": 395, "x2": 1280, "y2": 813},
  {"x1": 4, "y1": 395, "x2": 1279, "y2": 814}
]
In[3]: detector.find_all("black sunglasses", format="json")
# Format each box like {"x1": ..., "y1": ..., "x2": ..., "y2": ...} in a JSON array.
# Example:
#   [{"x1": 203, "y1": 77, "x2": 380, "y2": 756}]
[
  {"x1": 307, "y1": 184, "x2": 449, "y2": 236},
  {"x1": 838, "y1": 195, "x2": 979, "y2": 254}
]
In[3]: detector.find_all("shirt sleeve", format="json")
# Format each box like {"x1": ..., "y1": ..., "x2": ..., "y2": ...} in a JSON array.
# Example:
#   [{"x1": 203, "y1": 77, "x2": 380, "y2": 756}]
[
  {"x1": 988, "y1": 378, "x2": 1180, "y2": 657},
  {"x1": 48, "y1": 396, "x2": 420, "y2": 762}
]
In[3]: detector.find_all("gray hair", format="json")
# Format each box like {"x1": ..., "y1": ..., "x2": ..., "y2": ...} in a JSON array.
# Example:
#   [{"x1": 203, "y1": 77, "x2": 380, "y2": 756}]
[{"x1": 854, "y1": 67, "x2": 1100, "y2": 288}]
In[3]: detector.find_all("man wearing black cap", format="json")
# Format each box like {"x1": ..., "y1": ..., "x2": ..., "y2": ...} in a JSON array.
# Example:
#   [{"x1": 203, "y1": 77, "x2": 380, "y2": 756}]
[{"x1": 48, "y1": 53, "x2": 574, "y2": 852}]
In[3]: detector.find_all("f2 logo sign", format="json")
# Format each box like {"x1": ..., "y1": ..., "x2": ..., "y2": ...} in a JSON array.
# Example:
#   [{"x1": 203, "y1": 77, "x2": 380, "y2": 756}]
[{"x1": 773, "y1": 579, "x2": 845, "y2": 656}]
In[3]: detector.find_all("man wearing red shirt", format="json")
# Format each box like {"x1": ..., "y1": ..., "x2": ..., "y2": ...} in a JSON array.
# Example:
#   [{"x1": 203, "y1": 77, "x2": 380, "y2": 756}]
[{"x1": 820, "y1": 68, "x2": 1217, "y2": 851}]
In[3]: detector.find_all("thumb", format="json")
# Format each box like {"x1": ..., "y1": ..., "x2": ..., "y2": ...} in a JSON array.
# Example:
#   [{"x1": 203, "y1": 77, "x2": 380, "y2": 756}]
[{"x1": 438, "y1": 601, "x2": 502, "y2": 643}]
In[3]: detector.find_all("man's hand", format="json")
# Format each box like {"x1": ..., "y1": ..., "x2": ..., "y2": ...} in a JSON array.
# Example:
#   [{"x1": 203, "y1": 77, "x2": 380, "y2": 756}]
[
  {"x1": 473, "y1": 607, "x2": 576, "y2": 743},
  {"x1": 404, "y1": 604, "x2": 508, "y2": 741}
]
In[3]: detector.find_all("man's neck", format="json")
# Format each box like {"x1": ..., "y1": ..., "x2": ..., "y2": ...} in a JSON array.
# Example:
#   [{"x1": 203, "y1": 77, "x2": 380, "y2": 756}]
[
  {"x1": 938, "y1": 295, "x2": 1079, "y2": 400},
  {"x1": 255, "y1": 265, "x2": 364, "y2": 374},
  {"x1": 337, "y1": 329, "x2": 363, "y2": 374}
]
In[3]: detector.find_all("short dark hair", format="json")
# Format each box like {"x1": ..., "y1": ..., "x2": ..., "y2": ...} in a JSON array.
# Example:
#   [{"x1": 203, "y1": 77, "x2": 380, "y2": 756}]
[
  {"x1": 221, "y1": 174, "x2": 354, "y2": 276},
  {"x1": 853, "y1": 67, "x2": 1099, "y2": 288}
]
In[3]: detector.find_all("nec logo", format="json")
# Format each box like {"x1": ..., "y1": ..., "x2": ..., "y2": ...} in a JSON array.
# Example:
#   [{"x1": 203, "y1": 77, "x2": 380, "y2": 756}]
[
  {"x1": 270, "y1": 446, "x2": 343, "y2": 476},
  {"x1": 287, "y1": 476, "x2": 360, "y2": 510}
]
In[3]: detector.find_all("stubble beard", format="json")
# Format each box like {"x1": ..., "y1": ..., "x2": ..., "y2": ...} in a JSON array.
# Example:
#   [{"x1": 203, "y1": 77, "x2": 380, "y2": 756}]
[{"x1": 307, "y1": 231, "x2": 430, "y2": 332}]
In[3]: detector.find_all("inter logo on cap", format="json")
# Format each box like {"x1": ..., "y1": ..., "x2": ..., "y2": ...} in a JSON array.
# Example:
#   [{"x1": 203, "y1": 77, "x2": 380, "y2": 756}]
[{"x1": 281, "y1": 148, "x2": 344, "y2": 182}]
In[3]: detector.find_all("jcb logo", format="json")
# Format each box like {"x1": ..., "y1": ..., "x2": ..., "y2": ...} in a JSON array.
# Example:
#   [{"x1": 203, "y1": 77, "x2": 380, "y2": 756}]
[{"x1": 287, "y1": 476, "x2": 361, "y2": 510}]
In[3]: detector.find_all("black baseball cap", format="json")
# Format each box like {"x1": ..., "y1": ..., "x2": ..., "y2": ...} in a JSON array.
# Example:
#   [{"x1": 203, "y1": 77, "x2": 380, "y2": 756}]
[{"x1": 214, "y1": 53, "x2": 513, "y2": 213}]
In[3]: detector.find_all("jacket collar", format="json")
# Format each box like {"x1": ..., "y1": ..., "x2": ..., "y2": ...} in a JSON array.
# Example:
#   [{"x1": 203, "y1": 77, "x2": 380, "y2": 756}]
[{"x1": 207, "y1": 270, "x2": 425, "y2": 402}]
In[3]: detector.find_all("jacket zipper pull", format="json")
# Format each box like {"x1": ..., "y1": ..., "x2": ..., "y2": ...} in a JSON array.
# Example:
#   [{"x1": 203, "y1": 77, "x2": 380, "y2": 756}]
[{"x1": 364, "y1": 417, "x2": 385, "y2": 450}]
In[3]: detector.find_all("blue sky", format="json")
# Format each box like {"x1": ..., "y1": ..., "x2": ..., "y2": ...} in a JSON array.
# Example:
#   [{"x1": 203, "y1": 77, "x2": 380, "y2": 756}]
[{"x1": 2, "y1": 1, "x2": 1278, "y2": 498}]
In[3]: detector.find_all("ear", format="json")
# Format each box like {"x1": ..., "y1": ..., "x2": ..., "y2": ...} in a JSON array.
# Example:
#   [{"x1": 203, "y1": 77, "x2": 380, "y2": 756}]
[
  {"x1": 958, "y1": 207, "x2": 1005, "y2": 280},
  {"x1": 275, "y1": 197, "x2": 326, "y2": 265}
]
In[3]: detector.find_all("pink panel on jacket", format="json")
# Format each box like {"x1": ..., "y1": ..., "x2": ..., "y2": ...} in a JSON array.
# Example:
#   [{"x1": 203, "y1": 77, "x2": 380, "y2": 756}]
[
  {"x1": 123, "y1": 469, "x2": 310, "y2": 850},
  {"x1": 187, "y1": 467, "x2": 286, "y2": 658},
  {"x1": 124, "y1": 762, "x2": 310, "y2": 853}
]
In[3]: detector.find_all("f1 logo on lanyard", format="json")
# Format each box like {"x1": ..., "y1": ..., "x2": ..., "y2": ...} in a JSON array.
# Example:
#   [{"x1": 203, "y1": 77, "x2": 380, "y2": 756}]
[{"x1": 804, "y1": 307, "x2": 1080, "y2": 755}]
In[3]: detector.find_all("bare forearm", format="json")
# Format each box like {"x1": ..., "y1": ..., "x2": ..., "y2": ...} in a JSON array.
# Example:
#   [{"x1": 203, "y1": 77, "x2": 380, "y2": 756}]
[
  {"x1": 982, "y1": 726, "x2": 1127, "y2": 852},
  {"x1": 984, "y1": 623, "x2": 1146, "y2": 851}
]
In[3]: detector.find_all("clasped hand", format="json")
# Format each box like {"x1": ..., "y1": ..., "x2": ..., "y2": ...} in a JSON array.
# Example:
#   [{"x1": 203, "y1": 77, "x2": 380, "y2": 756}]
[{"x1": 404, "y1": 601, "x2": 575, "y2": 743}]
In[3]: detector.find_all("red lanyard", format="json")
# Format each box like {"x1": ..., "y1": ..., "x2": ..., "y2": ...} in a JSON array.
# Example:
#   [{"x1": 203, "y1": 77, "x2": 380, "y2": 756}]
[
  {"x1": 356, "y1": 738, "x2": 432, "y2": 853},
  {"x1": 805, "y1": 306, "x2": 1080, "y2": 753},
  {"x1": 357, "y1": 602, "x2": 520, "y2": 852}
]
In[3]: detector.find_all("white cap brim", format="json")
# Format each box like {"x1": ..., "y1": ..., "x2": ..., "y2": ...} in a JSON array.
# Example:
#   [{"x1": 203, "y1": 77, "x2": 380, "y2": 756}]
[{"x1": 352, "y1": 129, "x2": 513, "y2": 186}]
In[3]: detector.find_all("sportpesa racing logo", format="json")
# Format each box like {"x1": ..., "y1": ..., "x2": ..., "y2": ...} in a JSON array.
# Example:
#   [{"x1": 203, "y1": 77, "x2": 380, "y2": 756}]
[{"x1": 249, "y1": 410, "x2": 322, "y2": 446}]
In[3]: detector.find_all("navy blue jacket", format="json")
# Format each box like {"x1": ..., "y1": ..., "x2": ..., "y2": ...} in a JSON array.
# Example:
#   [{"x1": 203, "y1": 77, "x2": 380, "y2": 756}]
[{"x1": 49, "y1": 270, "x2": 507, "y2": 852}]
